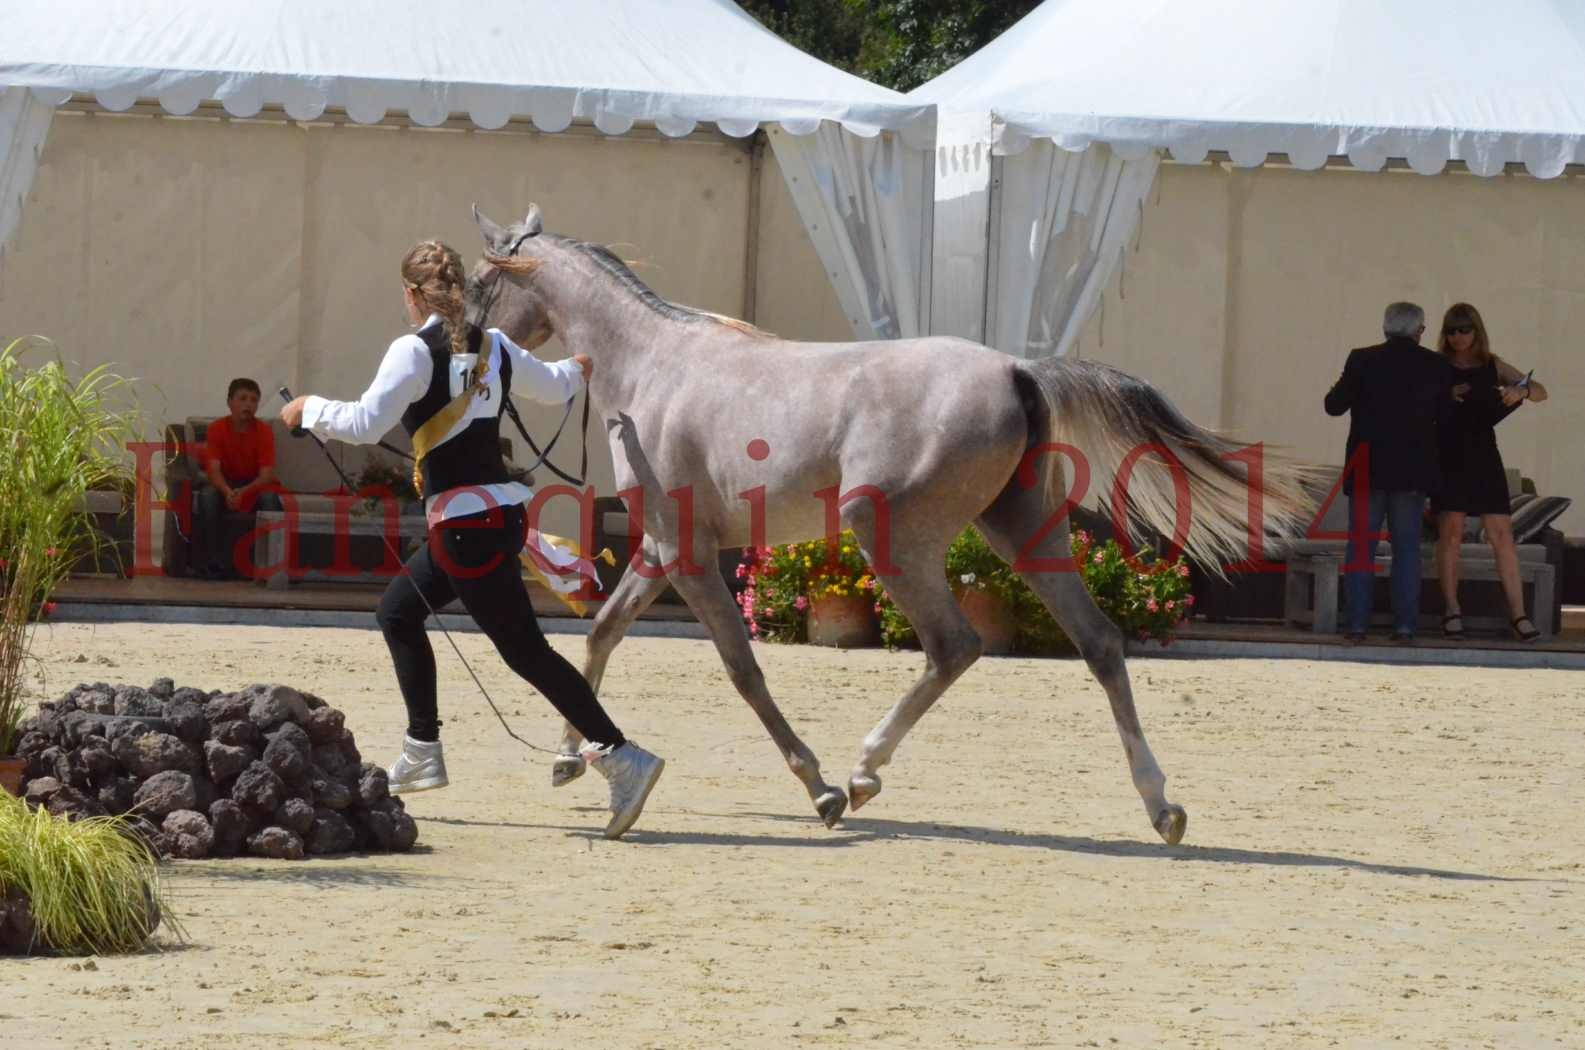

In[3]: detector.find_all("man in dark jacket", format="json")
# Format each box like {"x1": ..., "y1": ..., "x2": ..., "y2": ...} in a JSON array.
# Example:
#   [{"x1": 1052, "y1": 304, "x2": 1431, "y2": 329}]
[{"x1": 1324, "y1": 302, "x2": 1454, "y2": 642}]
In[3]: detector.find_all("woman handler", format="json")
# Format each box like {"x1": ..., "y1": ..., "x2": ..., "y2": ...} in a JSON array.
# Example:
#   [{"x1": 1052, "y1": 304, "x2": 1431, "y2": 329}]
[{"x1": 281, "y1": 240, "x2": 663, "y2": 839}]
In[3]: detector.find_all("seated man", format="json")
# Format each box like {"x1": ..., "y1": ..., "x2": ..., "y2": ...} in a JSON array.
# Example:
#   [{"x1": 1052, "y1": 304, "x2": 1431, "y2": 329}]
[{"x1": 194, "y1": 378, "x2": 284, "y2": 578}]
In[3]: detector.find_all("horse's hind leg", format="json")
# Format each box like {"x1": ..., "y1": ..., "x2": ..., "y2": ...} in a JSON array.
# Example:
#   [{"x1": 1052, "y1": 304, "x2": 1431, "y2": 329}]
[
  {"x1": 664, "y1": 539, "x2": 848, "y2": 827},
  {"x1": 846, "y1": 534, "x2": 983, "y2": 811},
  {"x1": 553, "y1": 543, "x2": 671, "y2": 787},
  {"x1": 976, "y1": 499, "x2": 1187, "y2": 845}
]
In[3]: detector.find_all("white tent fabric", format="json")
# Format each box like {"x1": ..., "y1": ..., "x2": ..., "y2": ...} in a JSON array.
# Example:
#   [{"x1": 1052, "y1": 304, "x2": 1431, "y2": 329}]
[
  {"x1": 989, "y1": 142, "x2": 1158, "y2": 359},
  {"x1": 0, "y1": 0, "x2": 932, "y2": 144},
  {"x1": 915, "y1": 0, "x2": 1585, "y2": 178},
  {"x1": 0, "y1": 0, "x2": 936, "y2": 343},
  {"x1": 0, "y1": 87, "x2": 52, "y2": 258},
  {"x1": 767, "y1": 125, "x2": 933, "y2": 341}
]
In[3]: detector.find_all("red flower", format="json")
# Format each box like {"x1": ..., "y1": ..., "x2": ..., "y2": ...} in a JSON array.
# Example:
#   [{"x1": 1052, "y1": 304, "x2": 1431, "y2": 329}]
[{"x1": 43, "y1": 601, "x2": 58, "y2": 617}]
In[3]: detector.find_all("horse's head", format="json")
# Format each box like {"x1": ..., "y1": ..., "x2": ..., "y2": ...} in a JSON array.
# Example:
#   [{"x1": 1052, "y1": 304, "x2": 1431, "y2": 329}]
[{"x1": 468, "y1": 204, "x2": 552, "y2": 349}]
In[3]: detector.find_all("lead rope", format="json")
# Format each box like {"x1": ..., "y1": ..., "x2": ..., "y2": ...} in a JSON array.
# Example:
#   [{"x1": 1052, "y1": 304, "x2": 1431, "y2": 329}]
[{"x1": 278, "y1": 386, "x2": 561, "y2": 757}]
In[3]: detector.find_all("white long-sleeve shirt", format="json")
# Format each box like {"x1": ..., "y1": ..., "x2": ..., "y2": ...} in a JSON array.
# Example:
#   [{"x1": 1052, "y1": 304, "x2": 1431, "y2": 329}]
[{"x1": 301, "y1": 315, "x2": 583, "y2": 524}]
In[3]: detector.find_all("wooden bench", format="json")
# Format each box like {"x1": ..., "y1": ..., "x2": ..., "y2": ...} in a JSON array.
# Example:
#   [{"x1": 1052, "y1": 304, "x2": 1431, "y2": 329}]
[{"x1": 1284, "y1": 544, "x2": 1556, "y2": 638}]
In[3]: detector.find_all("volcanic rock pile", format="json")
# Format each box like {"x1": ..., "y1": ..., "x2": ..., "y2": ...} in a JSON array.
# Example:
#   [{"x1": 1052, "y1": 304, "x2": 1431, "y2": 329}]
[{"x1": 14, "y1": 679, "x2": 417, "y2": 860}]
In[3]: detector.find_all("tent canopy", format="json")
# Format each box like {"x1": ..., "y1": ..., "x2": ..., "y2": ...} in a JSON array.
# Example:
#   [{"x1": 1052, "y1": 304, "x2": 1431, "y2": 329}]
[
  {"x1": 912, "y1": 0, "x2": 1585, "y2": 177},
  {"x1": 0, "y1": 0, "x2": 932, "y2": 144}
]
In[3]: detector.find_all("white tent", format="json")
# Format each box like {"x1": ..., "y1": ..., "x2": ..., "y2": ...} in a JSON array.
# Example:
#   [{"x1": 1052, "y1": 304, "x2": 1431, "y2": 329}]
[
  {"x1": 0, "y1": 0, "x2": 936, "y2": 339},
  {"x1": 912, "y1": 0, "x2": 1585, "y2": 357}
]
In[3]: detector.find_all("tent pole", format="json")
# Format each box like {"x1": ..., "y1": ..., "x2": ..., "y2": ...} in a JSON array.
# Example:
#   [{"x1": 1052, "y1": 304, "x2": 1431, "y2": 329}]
[{"x1": 742, "y1": 131, "x2": 764, "y2": 324}]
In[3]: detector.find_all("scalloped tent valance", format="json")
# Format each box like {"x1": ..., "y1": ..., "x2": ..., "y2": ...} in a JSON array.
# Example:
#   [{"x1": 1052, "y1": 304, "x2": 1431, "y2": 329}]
[
  {"x1": 0, "y1": 0, "x2": 934, "y2": 147},
  {"x1": 911, "y1": 0, "x2": 1585, "y2": 179}
]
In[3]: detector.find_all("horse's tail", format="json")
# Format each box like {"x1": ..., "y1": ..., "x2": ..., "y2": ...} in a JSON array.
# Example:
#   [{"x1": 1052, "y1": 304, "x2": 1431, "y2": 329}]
[{"x1": 1016, "y1": 356, "x2": 1319, "y2": 572}]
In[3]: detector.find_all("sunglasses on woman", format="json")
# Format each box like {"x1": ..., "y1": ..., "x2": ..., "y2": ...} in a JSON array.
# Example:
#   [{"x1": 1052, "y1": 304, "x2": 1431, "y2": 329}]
[{"x1": 1446, "y1": 325, "x2": 1475, "y2": 335}]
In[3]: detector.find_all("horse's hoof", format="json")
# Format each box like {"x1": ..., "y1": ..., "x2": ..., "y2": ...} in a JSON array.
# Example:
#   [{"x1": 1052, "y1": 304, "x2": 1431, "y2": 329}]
[
  {"x1": 1154, "y1": 804, "x2": 1188, "y2": 845},
  {"x1": 815, "y1": 788, "x2": 848, "y2": 828},
  {"x1": 551, "y1": 754, "x2": 586, "y2": 788},
  {"x1": 848, "y1": 773, "x2": 882, "y2": 811}
]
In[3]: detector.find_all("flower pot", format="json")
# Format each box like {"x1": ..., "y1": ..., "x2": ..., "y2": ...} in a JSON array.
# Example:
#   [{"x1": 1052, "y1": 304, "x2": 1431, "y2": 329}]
[
  {"x1": 956, "y1": 586, "x2": 1016, "y2": 655},
  {"x1": 0, "y1": 756, "x2": 24, "y2": 797},
  {"x1": 807, "y1": 594, "x2": 879, "y2": 648}
]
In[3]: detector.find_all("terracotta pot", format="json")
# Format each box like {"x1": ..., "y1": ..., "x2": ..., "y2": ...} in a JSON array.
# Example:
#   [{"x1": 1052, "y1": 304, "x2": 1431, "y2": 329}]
[
  {"x1": 956, "y1": 586, "x2": 1017, "y2": 655},
  {"x1": 807, "y1": 593, "x2": 879, "y2": 649},
  {"x1": 0, "y1": 756, "x2": 24, "y2": 798}
]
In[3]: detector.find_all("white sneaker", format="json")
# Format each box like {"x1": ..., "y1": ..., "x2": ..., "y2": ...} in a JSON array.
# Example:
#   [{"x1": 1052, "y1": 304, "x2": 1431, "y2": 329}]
[
  {"x1": 583, "y1": 741, "x2": 664, "y2": 840},
  {"x1": 388, "y1": 735, "x2": 449, "y2": 794}
]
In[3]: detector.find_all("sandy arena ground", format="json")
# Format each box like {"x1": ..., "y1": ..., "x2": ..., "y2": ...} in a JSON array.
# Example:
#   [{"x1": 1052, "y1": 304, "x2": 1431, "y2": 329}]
[{"x1": 7, "y1": 621, "x2": 1583, "y2": 1048}]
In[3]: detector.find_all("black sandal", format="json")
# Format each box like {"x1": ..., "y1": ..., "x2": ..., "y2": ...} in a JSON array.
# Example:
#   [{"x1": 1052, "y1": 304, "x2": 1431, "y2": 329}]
[
  {"x1": 1441, "y1": 613, "x2": 1465, "y2": 640},
  {"x1": 1510, "y1": 616, "x2": 1541, "y2": 642}
]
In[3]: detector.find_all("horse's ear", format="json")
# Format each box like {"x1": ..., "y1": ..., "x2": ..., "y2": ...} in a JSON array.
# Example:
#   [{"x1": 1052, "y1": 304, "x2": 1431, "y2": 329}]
[
  {"x1": 473, "y1": 204, "x2": 510, "y2": 253},
  {"x1": 523, "y1": 204, "x2": 543, "y2": 236}
]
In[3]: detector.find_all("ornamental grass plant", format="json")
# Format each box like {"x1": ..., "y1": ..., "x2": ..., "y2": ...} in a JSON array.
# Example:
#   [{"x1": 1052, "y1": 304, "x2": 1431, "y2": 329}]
[
  {"x1": 0, "y1": 790, "x2": 176, "y2": 954},
  {"x1": 0, "y1": 338, "x2": 137, "y2": 757}
]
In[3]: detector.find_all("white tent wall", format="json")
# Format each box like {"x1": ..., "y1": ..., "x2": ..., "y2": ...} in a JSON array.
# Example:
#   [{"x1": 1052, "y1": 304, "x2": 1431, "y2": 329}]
[
  {"x1": 1074, "y1": 161, "x2": 1585, "y2": 534},
  {"x1": 766, "y1": 124, "x2": 933, "y2": 340},
  {"x1": 987, "y1": 141, "x2": 1158, "y2": 358},
  {"x1": 0, "y1": 87, "x2": 53, "y2": 259},
  {"x1": 753, "y1": 144, "x2": 851, "y2": 341},
  {"x1": 926, "y1": 111, "x2": 994, "y2": 343},
  {"x1": 0, "y1": 108, "x2": 849, "y2": 540},
  {"x1": 921, "y1": 117, "x2": 1159, "y2": 358}
]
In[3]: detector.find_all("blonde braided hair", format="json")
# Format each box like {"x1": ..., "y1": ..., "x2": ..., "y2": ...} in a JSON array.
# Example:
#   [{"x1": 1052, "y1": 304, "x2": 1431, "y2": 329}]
[
  {"x1": 401, "y1": 240, "x2": 471, "y2": 359},
  {"x1": 401, "y1": 240, "x2": 489, "y2": 497}
]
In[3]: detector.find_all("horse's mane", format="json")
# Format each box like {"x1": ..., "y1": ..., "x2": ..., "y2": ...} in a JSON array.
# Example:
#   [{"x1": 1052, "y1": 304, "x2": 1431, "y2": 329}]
[{"x1": 560, "y1": 237, "x2": 773, "y2": 339}]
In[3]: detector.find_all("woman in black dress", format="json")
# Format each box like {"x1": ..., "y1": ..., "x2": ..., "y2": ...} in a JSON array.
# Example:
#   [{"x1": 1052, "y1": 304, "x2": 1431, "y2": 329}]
[{"x1": 1432, "y1": 303, "x2": 1549, "y2": 641}]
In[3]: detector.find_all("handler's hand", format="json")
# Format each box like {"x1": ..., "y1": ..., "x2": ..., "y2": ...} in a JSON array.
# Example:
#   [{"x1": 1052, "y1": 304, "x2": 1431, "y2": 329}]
[
  {"x1": 572, "y1": 353, "x2": 594, "y2": 383},
  {"x1": 1500, "y1": 384, "x2": 1528, "y2": 407},
  {"x1": 1451, "y1": 382, "x2": 1471, "y2": 402},
  {"x1": 224, "y1": 489, "x2": 243, "y2": 512},
  {"x1": 280, "y1": 395, "x2": 309, "y2": 429}
]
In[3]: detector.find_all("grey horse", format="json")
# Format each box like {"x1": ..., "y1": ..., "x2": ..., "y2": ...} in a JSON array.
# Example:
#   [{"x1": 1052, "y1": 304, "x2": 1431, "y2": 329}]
[{"x1": 468, "y1": 206, "x2": 1313, "y2": 844}]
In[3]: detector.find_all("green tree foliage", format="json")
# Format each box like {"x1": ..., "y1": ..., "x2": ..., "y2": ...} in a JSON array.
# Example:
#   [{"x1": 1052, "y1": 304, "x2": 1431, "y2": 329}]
[{"x1": 739, "y1": 0, "x2": 1042, "y2": 92}]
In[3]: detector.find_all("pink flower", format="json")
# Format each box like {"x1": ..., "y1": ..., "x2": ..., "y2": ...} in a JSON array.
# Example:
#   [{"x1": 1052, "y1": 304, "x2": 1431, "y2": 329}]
[
  {"x1": 45, "y1": 547, "x2": 58, "y2": 558},
  {"x1": 1093, "y1": 551, "x2": 1104, "y2": 564},
  {"x1": 793, "y1": 596, "x2": 808, "y2": 611},
  {"x1": 749, "y1": 622, "x2": 760, "y2": 637},
  {"x1": 873, "y1": 603, "x2": 883, "y2": 614},
  {"x1": 735, "y1": 564, "x2": 747, "y2": 579},
  {"x1": 1077, "y1": 530, "x2": 1091, "y2": 544},
  {"x1": 1185, "y1": 594, "x2": 1195, "y2": 606},
  {"x1": 1176, "y1": 564, "x2": 1189, "y2": 577},
  {"x1": 1165, "y1": 600, "x2": 1175, "y2": 611},
  {"x1": 1146, "y1": 599, "x2": 1158, "y2": 612}
]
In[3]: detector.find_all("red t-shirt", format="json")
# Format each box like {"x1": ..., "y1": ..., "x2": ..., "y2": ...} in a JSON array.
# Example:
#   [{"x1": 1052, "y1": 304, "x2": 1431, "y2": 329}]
[{"x1": 204, "y1": 416, "x2": 275, "y2": 486}]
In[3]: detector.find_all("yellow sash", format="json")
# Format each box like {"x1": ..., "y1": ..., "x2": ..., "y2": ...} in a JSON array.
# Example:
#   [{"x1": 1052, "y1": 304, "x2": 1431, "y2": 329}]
[{"x1": 410, "y1": 349, "x2": 491, "y2": 497}]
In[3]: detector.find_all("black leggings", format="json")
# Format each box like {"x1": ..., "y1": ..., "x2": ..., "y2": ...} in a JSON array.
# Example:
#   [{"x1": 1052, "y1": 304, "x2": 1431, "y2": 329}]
[{"x1": 376, "y1": 503, "x2": 624, "y2": 748}]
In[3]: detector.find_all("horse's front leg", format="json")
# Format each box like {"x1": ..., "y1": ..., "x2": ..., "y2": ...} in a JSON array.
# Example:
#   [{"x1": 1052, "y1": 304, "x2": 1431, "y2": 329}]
[
  {"x1": 665, "y1": 539, "x2": 848, "y2": 828},
  {"x1": 552, "y1": 543, "x2": 673, "y2": 787}
]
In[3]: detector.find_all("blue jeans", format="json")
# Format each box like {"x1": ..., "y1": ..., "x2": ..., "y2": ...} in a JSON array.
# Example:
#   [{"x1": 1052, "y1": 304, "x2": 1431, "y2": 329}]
[
  {"x1": 196, "y1": 482, "x2": 283, "y2": 574},
  {"x1": 1344, "y1": 489, "x2": 1425, "y2": 635}
]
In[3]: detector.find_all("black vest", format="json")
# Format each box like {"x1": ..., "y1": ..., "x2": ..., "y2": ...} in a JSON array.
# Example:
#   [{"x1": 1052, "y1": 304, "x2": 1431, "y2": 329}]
[{"x1": 400, "y1": 323, "x2": 514, "y2": 497}]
